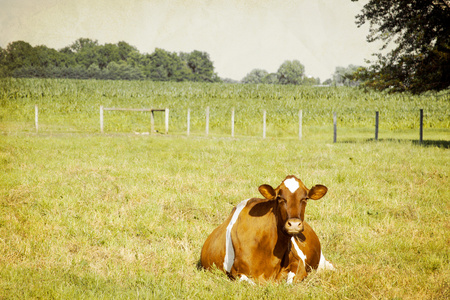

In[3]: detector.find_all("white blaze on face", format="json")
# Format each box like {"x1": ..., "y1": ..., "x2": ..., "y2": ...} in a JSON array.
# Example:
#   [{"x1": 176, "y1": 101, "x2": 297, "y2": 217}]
[
  {"x1": 284, "y1": 177, "x2": 300, "y2": 193},
  {"x1": 223, "y1": 198, "x2": 250, "y2": 273}
]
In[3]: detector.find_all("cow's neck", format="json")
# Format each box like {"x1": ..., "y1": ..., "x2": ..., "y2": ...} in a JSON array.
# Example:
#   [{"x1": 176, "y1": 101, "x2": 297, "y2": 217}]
[{"x1": 273, "y1": 200, "x2": 295, "y2": 257}]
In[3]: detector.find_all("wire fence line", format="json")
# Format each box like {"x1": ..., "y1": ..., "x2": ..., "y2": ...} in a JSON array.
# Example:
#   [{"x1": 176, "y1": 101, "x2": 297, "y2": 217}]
[{"x1": 27, "y1": 105, "x2": 445, "y2": 144}]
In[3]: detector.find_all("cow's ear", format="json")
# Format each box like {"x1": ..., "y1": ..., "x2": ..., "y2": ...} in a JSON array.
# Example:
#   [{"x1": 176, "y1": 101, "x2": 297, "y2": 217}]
[
  {"x1": 259, "y1": 184, "x2": 277, "y2": 200},
  {"x1": 308, "y1": 185, "x2": 328, "y2": 200}
]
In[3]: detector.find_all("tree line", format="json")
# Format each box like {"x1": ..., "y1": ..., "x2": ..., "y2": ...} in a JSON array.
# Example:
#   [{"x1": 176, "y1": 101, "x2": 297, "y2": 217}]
[
  {"x1": 3, "y1": 0, "x2": 449, "y2": 95},
  {"x1": 0, "y1": 38, "x2": 336, "y2": 86},
  {"x1": 0, "y1": 38, "x2": 220, "y2": 82},
  {"x1": 240, "y1": 60, "x2": 321, "y2": 86},
  {"x1": 0, "y1": 38, "x2": 326, "y2": 85}
]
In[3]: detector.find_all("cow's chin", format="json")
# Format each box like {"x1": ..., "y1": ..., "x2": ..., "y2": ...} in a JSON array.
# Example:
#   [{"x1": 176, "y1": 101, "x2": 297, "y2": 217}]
[{"x1": 284, "y1": 228, "x2": 303, "y2": 236}]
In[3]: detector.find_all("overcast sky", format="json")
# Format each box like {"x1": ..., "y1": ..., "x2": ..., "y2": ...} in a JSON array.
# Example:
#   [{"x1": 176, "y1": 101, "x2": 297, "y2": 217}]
[{"x1": 0, "y1": 0, "x2": 383, "y2": 81}]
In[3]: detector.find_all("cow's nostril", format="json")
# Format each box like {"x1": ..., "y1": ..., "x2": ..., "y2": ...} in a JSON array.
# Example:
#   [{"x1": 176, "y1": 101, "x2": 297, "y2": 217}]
[{"x1": 286, "y1": 219, "x2": 302, "y2": 230}]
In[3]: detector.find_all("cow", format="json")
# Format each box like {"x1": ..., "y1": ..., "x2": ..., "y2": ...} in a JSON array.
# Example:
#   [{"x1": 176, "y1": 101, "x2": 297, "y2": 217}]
[{"x1": 200, "y1": 175, "x2": 335, "y2": 284}]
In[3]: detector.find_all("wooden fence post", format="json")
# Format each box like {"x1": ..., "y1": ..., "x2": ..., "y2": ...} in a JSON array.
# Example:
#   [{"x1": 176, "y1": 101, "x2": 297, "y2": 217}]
[
  {"x1": 187, "y1": 108, "x2": 190, "y2": 136},
  {"x1": 35, "y1": 104, "x2": 39, "y2": 133},
  {"x1": 298, "y1": 109, "x2": 302, "y2": 140},
  {"x1": 100, "y1": 105, "x2": 103, "y2": 133},
  {"x1": 333, "y1": 112, "x2": 337, "y2": 143},
  {"x1": 206, "y1": 106, "x2": 209, "y2": 136},
  {"x1": 263, "y1": 110, "x2": 266, "y2": 139},
  {"x1": 419, "y1": 109, "x2": 423, "y2": 144},
  {"x1": 151, "y1": 110, "x2": 155, "y2": 134},
  {"x1": 165, "y1": 108, "x2": 169, "y2": 134},
  {"x1": 375, "y1": 111, "x2": 379, "y2": 141},
  {"x1": 231, "y1": 108, "x2": 235, "y2": 137}
]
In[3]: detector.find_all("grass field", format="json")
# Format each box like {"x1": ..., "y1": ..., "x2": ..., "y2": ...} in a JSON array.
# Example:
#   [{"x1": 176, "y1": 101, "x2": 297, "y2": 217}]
[{"x1": 1, "y1": 79, "x2": 449, "y2": 299}]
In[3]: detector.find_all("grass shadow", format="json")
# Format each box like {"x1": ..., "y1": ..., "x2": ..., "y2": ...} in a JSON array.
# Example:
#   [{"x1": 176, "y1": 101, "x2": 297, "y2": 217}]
[
  {"x1": 337, "y1": 138, "x2": 450, "y2": 148},
  {"x1": 411, "y1": 139, "x2": 450, "y2": 148}
]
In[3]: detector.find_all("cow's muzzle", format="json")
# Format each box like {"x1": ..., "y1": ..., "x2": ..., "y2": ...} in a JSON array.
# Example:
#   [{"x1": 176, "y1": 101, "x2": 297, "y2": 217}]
[{"x1": 284, "y1": 218, "x2": 304, "y2": 235}]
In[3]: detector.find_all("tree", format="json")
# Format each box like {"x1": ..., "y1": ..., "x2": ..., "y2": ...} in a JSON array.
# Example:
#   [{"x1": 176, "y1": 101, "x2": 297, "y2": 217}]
[
  {"x1": 0, "y1": 47, "x2": 8, "y2": 76},
  {"x1": 241, "y1": 69, "x2": 269, "y2": 84},
  {"x1": 97, "y1": 43, "x2": 120, "y2": 69},
  {"x1": 277, "y1": 60, "x2": 305, "y2": 85},
  {"x1": 87, "y1": 63, "x2": 102, "y2": 78},
  {"x1": 323, "y1": 78, "x2": 333, "y2": 85},
  {"x1": 146, "y1": 48, "x2": 191, "y2": 81},
  {"x1": 69, "y1": 38, "x2": 100, "y2": 68},
  {"x1": 185, "y1": 50, "x2": 216, "y2": 82},
  {"x1": 70, "y1": 38, "x2": 99, "y2": 53},
  {"x1": 352, "y1": 0, "x2": 450, "y2": 93},
  {"x1": 117, "y1": 41, "x2": 138, "y2": 61},
  {"x1": 302, "y1": 76, "x2": 320, "y2": 86},
  {"x1": 4, "y1": 41, "x2": 37, "y2": 70},
  {"x1": 34, "y1": 45, "x2": 65, "y2": 68},
  {"x1": 333, "y1": 65, "x2": 361, "y2": 86},
  {"x1": 264, "y1": 73, "x2": 278, "y2": 84}
]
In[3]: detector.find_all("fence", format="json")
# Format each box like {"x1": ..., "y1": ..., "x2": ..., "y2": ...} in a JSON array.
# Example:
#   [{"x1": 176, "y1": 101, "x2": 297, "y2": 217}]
[
  {"x1": 99, "y1": 106, "x2": 169, "y2": 134},
  {"x1": 31, "y1": 105, "x2": 431, "y2": 144}
]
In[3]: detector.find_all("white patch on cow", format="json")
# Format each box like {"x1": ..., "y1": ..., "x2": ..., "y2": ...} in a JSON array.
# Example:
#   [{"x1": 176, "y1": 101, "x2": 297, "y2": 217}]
[
  {"x1": 223, "y1": 198, "x2": 250, "y2": 272},
  {"x1": 239, "y1": 274, "x2": 256, "y2": 285},
  {"x1": 284, "y1": 177, "x2": 300, "y2": 193},
  {"x1": 291, "y1": 237, "x2": 306, "y2": 265},
  {"x1": 318, "y1": 251, "x2": 336, "y2": 271},
  {"x1": 286, "y1": 271, "x2": 295, "y2": 284}
]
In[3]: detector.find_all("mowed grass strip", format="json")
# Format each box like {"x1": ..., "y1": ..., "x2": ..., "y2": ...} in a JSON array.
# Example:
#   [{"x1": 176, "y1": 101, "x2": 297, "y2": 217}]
[{"x1": 0, "y1": 133, "x2": 448, "y2": 299}]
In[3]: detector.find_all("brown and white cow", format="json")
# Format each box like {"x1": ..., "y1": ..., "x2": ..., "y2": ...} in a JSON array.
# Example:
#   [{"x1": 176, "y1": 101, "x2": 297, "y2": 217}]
[{"x1": 200, "y1": 175, "x2": 335, "y2": 284}]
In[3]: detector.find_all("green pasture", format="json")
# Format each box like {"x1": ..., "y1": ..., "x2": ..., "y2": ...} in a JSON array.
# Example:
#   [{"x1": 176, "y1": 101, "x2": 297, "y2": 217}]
[{"x1": 0, "y1": 79, "x2": 449, "y2": 298}]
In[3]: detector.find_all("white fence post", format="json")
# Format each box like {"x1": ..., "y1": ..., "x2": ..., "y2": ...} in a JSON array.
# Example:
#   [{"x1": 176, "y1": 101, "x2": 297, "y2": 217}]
[
  {"x1": 206, "y1": 106, "x2": 210, "y2": 136},
  {"x1": 263, "y1": 110, "x2": 266, "y2": 139},
  {"x1": 333, "y1": 112, "x2": 337, "y2": 143},
  {"x1": 165, "y1": 108, "x2": 169, "y2": 134},
  {"x1": 187, "y1": 108, "x2": 191, "y2": 136},
  {"x1": 231, "y1": 108, "x2": 235, "y2": 137},
  {"x1": 35, "y1": 104, "x2": 39, "y2": 133},
  {"x1": 298, "y1": 109, "x2": 302, "y2": 140},
  {"x1": 100, "y1": 105, "x2": 104, "y2": 133}
]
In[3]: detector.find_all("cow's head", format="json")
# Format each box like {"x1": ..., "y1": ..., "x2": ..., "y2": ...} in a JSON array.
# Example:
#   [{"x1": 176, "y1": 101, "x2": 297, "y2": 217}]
[{"x1": 258, "y1": 175, "x2": 327, "y2": 236}]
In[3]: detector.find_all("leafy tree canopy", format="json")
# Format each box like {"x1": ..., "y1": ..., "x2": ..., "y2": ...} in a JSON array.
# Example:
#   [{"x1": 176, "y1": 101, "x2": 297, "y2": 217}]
[
  {"x1": 184, "y1": 50, "x2": 218, "y2": 82},
  {"x1": 240, "y1": 62, "x2": 317, "y2": 86},
  {"x1": 241, "y1": 69, "x2": 269, "y2": 84},
  {"x1": 352, "y1": 0, "x2": 450, "y2": 93},
  {"x1": 0, "y1": 38, "x2": 219, "y2": 82},
  {"x1": 333, "y1": 64, "x2": 362, "y2": 87},
  {"x1": 277, "y1": 60, "x2": 305, "y2": 85}
]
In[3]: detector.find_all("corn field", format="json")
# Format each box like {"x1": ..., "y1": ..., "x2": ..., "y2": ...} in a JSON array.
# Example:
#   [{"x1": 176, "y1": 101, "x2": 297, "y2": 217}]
[{"x1": 1, "y1": 78, "x2": 449, "y2": 138}]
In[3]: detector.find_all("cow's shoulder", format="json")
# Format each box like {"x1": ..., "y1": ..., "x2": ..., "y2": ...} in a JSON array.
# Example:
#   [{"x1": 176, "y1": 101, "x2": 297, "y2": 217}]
[{"x1": 243, "y1": 198, "x2": 277, "y2": 217}]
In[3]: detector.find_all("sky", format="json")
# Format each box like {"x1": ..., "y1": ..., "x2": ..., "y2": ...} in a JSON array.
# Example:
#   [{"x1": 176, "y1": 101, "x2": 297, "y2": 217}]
[{"x1": 0, "y1": 0, "x2": 384, "y2": 81}]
